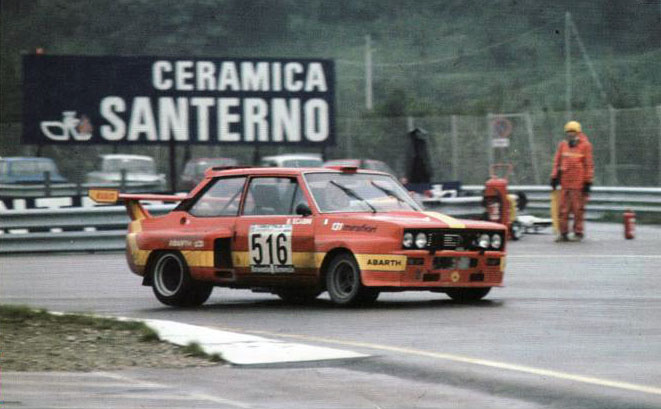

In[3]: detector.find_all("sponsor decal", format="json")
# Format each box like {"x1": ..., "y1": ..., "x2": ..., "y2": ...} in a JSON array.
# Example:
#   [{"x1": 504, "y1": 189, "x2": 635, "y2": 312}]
[
  {"x1": 366, "y1": 258, "x2": 403, "y2": 267},
  {"x1": 287, "y1": 218, "x2": 312, "y2": 225},
  {"x1": 342, "y1": 224, "x2": 377, "y2": 233},
  {"x1": 23, "y1": 56, "x2": 335, "y2": 146},
  {"x1": 355, "y1": 254, "x2": 407, "y2": 272},
  {"x1": 168, "y1": 239, "x2": 205, "y2": 249}
]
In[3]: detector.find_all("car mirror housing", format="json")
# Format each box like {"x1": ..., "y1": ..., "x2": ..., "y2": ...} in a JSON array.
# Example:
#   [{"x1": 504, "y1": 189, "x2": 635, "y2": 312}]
[{"x1": 295, "y1": 203, "x2": 312, "y2": 217}]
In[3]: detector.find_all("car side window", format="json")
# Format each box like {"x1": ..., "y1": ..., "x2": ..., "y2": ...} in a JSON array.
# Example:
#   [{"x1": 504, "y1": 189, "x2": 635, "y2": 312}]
[
  {"x1": 188, "y1": 176, "x2": 246, "y2": 217},
  {"x1": 243, "y1": 177, "x2": 307, "y2": 216}
]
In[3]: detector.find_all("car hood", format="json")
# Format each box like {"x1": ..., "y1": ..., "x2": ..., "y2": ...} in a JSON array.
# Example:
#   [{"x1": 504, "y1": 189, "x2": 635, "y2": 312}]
[{"x1": 336, "y1": 210, "x2": 505, "y2": 231}]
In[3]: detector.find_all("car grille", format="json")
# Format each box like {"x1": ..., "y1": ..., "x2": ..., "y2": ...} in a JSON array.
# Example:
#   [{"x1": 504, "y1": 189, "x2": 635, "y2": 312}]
[{"x1": 427, "y1": 230, "x2": 503, "y2": 252}]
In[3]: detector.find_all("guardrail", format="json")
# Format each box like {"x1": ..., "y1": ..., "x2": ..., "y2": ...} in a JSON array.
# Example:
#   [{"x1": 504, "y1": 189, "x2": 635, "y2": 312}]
[{"x1": 1, "y1": 186, "x2": 659, "y2": 253}]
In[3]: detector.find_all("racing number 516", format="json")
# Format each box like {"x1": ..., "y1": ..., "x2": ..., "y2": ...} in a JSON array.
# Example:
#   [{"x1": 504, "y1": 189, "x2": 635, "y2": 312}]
[{"x1": 251, "y1": 233, "x2": 288, "y2": 265}]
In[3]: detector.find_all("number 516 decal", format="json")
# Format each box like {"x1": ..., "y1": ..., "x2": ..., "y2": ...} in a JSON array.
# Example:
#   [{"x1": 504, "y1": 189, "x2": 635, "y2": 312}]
[{"x1": 249, "y1": 224, "x2": 294, "y2": 273}]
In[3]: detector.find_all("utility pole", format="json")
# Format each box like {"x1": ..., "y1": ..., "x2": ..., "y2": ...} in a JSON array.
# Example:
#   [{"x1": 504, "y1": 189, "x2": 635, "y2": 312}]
[
  {"x1": 365, "y1": 34, "x2": 373, "y2": 111},
  {"x1": 565, "y1": 11, "x2": 572, "y2": 121}
]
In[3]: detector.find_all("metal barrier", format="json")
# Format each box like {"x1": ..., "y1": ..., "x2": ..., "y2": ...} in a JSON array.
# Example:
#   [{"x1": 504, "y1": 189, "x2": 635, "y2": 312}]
[{"x1": 1, "y1": 186, "x2": 659, "y2": 253}]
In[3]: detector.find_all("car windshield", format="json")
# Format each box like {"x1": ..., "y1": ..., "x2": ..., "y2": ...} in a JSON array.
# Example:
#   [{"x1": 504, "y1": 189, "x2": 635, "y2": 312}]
[
  {"x1": 304, "y1": 172, "x2": 421, "y2": 213},
  {"x1": 102, "y1": 158, "x2": 156, "y2": 174},
  {"x1": 282, "y1": 158, "x2": 323, "y2": 167},
  {"x1": 10, "y1": 160, "x2": 57, "y2": 176}
]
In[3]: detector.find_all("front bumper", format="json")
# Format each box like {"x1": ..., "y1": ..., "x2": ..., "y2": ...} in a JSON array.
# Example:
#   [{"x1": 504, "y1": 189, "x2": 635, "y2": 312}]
[{"x1": 360, "y1": 250, "x2": 505, "y2": 288}]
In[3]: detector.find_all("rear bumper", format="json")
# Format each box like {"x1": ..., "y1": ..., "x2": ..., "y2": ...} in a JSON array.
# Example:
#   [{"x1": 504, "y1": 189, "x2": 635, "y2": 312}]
[{"x1": 360, "y1": 250, "x2": 505, "y2": 288}]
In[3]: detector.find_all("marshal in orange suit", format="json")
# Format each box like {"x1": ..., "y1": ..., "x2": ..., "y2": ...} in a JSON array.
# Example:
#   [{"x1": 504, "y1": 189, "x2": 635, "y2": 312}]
[{"x1": 550, "y1": 121, "x2": 594, "y2": 242}]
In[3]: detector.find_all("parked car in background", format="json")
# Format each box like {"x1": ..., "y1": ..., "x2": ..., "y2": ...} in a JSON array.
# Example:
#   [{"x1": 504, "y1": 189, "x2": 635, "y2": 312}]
[
  {"x1": 324, "y1": 158, "x2": 398, "y2": 177},
  {"x1": 180, "y1": 157, "x2": 239, "y2": 191},
  {"x1": 0, "y1": 157, "x2": 68, "y2": 184},
  {"x1": 86, "y1": 154, "x2": 166, "y2": 191},
  {"x1": 260, "y1": 153, "x2": 323, "y2": 168}
]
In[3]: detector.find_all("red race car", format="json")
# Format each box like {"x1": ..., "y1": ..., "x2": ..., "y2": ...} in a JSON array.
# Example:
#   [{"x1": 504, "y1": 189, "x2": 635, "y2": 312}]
[{"x1": 90, "y1": 166, "x2": 507, "y2": 307}]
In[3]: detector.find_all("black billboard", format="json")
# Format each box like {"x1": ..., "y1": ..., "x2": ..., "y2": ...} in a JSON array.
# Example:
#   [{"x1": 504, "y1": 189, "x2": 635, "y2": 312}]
[{"x1": 22, "y1": 55, "x2": 335, "y2": 145}]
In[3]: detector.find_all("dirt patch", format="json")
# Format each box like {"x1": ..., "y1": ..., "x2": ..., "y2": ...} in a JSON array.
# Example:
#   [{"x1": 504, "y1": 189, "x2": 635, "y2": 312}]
[{"x1": 0, "y1": 305, "x2": 222, "y2": 372}]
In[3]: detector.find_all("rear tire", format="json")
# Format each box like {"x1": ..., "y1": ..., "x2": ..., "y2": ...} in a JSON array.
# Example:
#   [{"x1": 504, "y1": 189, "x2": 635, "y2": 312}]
[
  {"x1": 326, "y1": 254, "x2": 379, "y2": 306},
  {"x1": 445, "y1": 287, "x2": 491, "y2": 302},
  {"x1": 151, "y1": 252, "x2": 213, "y2": 307}
]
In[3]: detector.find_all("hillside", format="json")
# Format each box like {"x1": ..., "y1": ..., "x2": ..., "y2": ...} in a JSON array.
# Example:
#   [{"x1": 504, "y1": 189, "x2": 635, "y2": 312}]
[{"x1": 2, "y1": 0, "x2": 659, "y2": 122}]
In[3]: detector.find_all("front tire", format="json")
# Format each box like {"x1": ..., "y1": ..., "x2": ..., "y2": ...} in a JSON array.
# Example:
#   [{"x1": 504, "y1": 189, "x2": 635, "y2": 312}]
[
  {"x1": 326, "y1": 254, "x2": 379, "y2": 306},
  {"x1": 151, "y1": 252, "x2": 213, "y2": 307},
  {"x1": 444, "y1": 287, "x2": 491, "y2": 302}
]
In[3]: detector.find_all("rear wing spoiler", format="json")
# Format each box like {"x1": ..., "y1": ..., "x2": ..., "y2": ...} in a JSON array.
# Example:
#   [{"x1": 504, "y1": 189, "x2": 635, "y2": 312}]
[{"x1": 89, "y1": 188, "x2": 188, "y2": 221}]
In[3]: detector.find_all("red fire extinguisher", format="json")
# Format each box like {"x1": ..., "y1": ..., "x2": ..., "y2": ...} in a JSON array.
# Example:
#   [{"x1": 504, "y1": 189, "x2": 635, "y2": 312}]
[{"x1": 623, "y1": 209, "x2": 635, "y2": 240}]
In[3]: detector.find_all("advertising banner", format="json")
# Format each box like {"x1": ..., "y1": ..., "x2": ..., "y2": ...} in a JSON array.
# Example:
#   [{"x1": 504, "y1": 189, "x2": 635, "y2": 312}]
[{"x1": 22, "y1": 55, "x2": 335, "y2": 145}]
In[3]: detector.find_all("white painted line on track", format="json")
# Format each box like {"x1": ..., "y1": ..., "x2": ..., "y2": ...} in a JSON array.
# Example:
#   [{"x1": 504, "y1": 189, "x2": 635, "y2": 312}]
[
  {"x1": 225, "y1": 327, "x2": 661, "y2": 397},
  {"x1": 509, "y1": 254, "x2": 661, "y2": 259}
]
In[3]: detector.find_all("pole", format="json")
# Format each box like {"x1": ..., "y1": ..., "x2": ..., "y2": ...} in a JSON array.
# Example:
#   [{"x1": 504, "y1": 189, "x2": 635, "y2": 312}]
[
  {"x1": 451, "y1": 115, "x2": 459, "y2": 180},
  {"x1": 524, "y1": 112, "x2": 541, "y2": 184},
  {"x1": 608, "y1": 105, "x2": 618, "y2": 185},
  {"x1": 565, "y1": 11, "x2": 572, "y2": 121},
  {"x1": 657, "y1": 105, "x2": 661, "y2": 185},
  {"x1": 487, "y1": 113, "x2": 494, "y2": 169},
  {"x1": 169, "y1": 140, "x2": 177, "y2": 193},
  {"x1": 365, "y1": 34, "x2": 373, "y2": 111}
]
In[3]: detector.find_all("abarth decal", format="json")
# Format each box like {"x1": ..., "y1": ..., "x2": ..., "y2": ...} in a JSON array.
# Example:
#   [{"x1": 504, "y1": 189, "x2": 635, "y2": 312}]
[
  {"x1": 422, "y1": 211, "x2": 466, "y2": 229},
  {"x1": 355, "y1": 254, "x2": 407, "y2": 272},
  {"x1": 249, "y1": 224, "x2": 294, "y2": 273}
]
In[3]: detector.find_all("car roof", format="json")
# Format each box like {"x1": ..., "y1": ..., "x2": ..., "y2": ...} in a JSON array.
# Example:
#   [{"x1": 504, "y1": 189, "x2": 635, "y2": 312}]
[
  {"x1": 205, "y1": 167, "x2": 390, "y2": 178},
  {"x1": 100, "y1": 154, "x2": 154, "y2": 161}
]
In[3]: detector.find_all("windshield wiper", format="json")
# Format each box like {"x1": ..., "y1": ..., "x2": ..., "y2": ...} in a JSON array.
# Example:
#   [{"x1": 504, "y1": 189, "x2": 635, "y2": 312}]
[
  {"x1": 370, "y1": 180, "x2": 411, "y2": 208},
  {"x1": 330, "y1": 181, "x2": 377, "y2": 213}
]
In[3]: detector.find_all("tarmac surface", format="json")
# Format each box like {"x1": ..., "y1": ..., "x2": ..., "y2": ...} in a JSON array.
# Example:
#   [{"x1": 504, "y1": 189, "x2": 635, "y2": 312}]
[{"x1": 2, "y1": 222, "x2": 660, "y2": 408}]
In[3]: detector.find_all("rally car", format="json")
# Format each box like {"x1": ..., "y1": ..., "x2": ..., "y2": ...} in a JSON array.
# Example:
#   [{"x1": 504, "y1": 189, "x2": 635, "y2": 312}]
[{"x1": 90, "y1": 166, "x2": 507, "y2": 307}]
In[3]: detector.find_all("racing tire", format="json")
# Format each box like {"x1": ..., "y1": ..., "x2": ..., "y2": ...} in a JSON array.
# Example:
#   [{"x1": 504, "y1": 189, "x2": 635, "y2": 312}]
[
  {"x1": 275, "y1": 287, "x2": 322, "y2": 304},
  {"x1": 510, "y1": 221, "x2": 523, "y2": 241},
  {"x1": 151, "y1": 252, "x2": 213, "y2": 307},
  {"x1": 444, "y1": 287, "x2": 491, "y2": 302},
  {"x1": 326, "y1": 254, "x2": 379, "y2": 306}
]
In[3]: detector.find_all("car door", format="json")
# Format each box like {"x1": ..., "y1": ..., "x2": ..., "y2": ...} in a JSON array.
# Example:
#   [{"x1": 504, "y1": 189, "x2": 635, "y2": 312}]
[{"x1": 233, "y1": 176, "x2": 316, "y2": 286}]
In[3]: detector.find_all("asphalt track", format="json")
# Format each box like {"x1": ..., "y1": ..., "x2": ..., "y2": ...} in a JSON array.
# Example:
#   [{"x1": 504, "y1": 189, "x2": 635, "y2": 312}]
[{"x1": 2, "y1": 222, "x2": 660, "y2": 408}]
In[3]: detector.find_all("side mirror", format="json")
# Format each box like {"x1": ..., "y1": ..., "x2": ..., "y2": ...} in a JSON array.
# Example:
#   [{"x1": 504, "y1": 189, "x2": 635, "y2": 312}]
[{"x1": 295, "y1": 203, "x2": 312, "y2": 217}]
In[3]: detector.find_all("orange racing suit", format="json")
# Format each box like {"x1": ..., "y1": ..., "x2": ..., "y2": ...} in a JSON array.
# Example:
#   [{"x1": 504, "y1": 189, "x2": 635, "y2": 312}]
[{"x1": 551, "y1": 133, "x2": 594, "y2": 235}]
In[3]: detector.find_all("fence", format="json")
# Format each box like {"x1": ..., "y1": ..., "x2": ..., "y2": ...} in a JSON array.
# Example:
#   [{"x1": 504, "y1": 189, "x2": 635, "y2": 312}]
[
  {"x1": 2, "y1": 106, "x2": 661, "y2": 188},
  {"x1": 1, "y1": 186, "x2": 659, "y2": 254}
]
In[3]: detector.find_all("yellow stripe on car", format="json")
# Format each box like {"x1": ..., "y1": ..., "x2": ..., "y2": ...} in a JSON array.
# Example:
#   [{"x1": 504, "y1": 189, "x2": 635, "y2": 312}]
[{"x1": 422, "y1": 211, "x2": 466, "y2": 229}]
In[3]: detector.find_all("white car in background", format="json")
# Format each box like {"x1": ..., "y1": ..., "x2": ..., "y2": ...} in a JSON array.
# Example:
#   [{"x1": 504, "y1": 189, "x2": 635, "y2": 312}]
[
  {"x1": 259, "y1": 153, "x2": 323, "y2": 168},
  {"x1": 86, "y1": 154, "x2": 166, "y2": 191}
]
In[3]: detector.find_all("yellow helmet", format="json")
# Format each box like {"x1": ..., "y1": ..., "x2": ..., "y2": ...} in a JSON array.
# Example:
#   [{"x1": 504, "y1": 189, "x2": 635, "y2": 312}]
[{"x1": 564, "y1": 120, "x2": 582, "y2": 133}]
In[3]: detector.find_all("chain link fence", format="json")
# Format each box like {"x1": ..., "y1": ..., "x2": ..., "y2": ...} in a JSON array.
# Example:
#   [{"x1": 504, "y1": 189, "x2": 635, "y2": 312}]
[{"x1": 2, "y1": 105, "x2": 660, "y2": 188}]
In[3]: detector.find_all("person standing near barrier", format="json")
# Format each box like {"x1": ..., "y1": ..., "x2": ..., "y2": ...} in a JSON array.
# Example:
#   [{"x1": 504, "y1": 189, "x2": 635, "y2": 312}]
[{"x1": 550, "y1": 120, "x2": 594, "y2": 242}]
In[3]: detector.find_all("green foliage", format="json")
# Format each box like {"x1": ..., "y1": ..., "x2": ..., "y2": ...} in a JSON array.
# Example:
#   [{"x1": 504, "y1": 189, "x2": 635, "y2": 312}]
[{"x1": 2, "y1": 0, "x2": 658, "y2": 123}]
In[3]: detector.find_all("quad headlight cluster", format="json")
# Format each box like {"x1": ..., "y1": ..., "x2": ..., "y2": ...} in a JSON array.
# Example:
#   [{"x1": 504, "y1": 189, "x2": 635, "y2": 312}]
[
  {"x1": 478, "y1": 233, "x2": 502, "y2": 249},
  {"x1": 402, "y1": 231, "x2": 429, "y2": 249}
]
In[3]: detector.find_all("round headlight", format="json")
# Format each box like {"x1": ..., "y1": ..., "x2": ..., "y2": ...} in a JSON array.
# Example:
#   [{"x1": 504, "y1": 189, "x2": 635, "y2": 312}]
[
  {"x1": 403, "y1": 232, "x2": 414, "y2": 248},
  {"x1": 491, "y1": 233, "x2": 502, "y2": 249},
  {"x1": 415, "y1": 232, "x2": 427, "y2": 249},
  {"x1": 478, "y1": 233, "x2": 491, "y2": 249}
]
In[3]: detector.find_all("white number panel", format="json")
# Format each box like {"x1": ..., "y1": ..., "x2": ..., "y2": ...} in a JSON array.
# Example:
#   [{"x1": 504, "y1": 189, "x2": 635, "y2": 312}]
[{"x1": 249, "y1": 224, "x2": 294, "y2": 273}]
